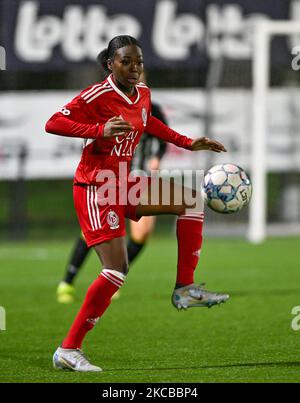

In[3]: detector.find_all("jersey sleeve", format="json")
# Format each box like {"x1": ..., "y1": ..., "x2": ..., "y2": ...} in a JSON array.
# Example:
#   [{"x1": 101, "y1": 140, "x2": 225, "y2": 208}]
[
  {"x1": 150, "y1": 103, "x2": 168, "y2": 159},
  {"x1": 143, "y1": 103, "x2": 168, "y2": 160},
  {"x1": 45, "y1": 94, "x2": 104, "y2": 139},
  {"x1": 145, "y1": 115, "x2": 193, "y2": 150}
]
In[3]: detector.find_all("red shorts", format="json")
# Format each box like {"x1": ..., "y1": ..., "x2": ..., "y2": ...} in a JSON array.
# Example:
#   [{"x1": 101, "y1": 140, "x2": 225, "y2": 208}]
[{"x1": 73, "y1": 178, "x2": 149, "y2": 247}]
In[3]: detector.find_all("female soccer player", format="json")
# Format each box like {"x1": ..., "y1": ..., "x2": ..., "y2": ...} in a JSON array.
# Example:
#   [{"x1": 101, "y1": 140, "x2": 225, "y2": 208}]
[
  {"x1": 57, "y1": 89, "x2": 168, "y2": 303},
  {"x1": 45, "y1": 35, "x2": 229, "y2": 372}
]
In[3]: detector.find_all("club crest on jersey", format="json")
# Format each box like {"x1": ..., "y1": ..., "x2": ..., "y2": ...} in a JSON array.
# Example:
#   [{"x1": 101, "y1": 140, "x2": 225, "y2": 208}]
[
  {"x1": 107, "y1": 210, "x2": 119, "y2": 229},
  {"x1": 142, "y1": 107, "x2": 147, "y2": 127}
]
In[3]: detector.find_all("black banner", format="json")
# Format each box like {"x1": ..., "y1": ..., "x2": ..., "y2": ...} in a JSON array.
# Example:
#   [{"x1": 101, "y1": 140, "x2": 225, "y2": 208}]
[{"x1": 0, "y1": 0, "x2": 293, "y2": 71}]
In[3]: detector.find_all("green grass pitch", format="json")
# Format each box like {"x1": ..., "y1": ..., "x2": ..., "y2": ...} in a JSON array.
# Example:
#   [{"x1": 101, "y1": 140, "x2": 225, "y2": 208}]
[{"x1": 0, "y1": 236, "x2": 300, "y2": 383}]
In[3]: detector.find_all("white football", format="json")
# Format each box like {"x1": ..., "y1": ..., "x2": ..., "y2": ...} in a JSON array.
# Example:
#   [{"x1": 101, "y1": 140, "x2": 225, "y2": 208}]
[{"x1": 202, "y1": 164, "x2": 252, "y2": 214}]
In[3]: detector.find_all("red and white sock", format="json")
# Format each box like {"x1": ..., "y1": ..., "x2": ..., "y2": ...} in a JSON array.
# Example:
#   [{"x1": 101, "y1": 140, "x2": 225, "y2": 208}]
[
  {"x1": 176, "y1": 211, "x2": 204, "y2": 287},
  {"x1": 62, "y1": 268, "x2": 125, "y2": 349}
]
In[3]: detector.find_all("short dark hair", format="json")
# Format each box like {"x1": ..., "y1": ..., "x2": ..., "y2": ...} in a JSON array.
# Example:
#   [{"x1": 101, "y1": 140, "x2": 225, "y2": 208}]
[{"x1": 97, "y1": 35, "x2": 141, "y2": 74}]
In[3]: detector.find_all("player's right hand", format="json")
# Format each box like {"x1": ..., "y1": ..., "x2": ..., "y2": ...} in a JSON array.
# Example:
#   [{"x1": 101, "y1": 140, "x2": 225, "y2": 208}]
[{"x1": 103, "y1": 116, "x2": 134, "y2": 137}]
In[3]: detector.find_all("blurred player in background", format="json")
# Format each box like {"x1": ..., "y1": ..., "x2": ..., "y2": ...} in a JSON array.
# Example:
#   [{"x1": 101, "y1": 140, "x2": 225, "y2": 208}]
[
  {"x1": 56, "y1": 72, "x2": 168, "y2": 303},
  {"x1": 46, "y1": 35, "x2": 228, "y2": 372}
]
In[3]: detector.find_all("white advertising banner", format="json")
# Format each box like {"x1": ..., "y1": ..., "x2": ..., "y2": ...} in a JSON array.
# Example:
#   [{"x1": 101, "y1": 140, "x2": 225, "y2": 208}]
[{"x1": 0, "y1": 88, "x2": 300, "y2": 180}]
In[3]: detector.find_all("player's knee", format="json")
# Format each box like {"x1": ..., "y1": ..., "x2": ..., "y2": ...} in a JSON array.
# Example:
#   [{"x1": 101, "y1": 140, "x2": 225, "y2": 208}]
[
  {"x1": 183, "y1": 189, "x2": 203, "y2": 211},
  {"x1": 176, "y1": 205, "x2": 187, "y2": 216},
  {"x1": 174, "y1": 189, "x2": 203, "y2": 216}
]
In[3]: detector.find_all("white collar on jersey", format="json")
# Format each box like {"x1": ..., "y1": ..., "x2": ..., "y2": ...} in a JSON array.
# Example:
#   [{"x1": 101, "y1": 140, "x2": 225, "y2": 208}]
[{"x1": 107, "y1": 74, "x2": 140, "y2": 105}]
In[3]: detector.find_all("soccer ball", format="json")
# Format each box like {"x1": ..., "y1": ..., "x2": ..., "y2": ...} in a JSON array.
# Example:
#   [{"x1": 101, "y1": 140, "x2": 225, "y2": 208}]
[{"x1": 202, "y1": 164, "x2": 252, "y2": 214}]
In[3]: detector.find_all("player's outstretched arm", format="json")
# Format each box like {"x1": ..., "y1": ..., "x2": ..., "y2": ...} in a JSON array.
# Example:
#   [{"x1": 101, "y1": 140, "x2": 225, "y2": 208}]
[
  {"x1": 145, "y1": 116, "x2": 192, "y2": 149},
  {"x1": 145, "y1": 116, "x2": 226, "y2": 153},
  {"x1": 45, "y1": 113, "x2": 133, "y2": 140},
  {"x1": 45, "y1": 113, "x2": 104, "y2": 139}
]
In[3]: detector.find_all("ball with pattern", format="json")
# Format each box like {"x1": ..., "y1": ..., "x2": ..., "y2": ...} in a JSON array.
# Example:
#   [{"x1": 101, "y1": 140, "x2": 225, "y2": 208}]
[{"x1": 203, "y1": 164, "x2": 252, "y2": 214}]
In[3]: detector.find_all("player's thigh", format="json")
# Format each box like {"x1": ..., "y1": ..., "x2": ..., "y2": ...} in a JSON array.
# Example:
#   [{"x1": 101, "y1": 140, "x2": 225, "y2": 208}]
[
  {"x1": 93, "y1": 236, "x2": 128, "y2": 274},
  {"x1": 130, "y1": 216, "x2": 156, "y2": 242},
  {"x1": 136, "y1": 177, "x2": 202, "y2": 217},
  {"x1": 73, "y1": 185, "x2": 128, "y2": 273}
]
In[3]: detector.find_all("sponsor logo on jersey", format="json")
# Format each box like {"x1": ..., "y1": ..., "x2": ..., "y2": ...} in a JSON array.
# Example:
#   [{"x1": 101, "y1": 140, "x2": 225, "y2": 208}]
[
  {"x1": 107, "y1": 210, "x2": 119, "y2": 230},
  {"x1": 111, "y1": 131, "x2": 139, "y2": 157}
]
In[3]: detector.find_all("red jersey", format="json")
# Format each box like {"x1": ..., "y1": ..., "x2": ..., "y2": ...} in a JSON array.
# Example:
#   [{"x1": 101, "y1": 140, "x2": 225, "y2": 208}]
[{"x1": 45, "y1": 74, "x2": 193, "y2": 185}]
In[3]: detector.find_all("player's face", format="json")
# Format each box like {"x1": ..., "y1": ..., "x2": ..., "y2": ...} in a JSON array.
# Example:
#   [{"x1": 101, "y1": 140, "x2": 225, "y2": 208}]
[{"x1": 109, "y1": 45, "x2": 144, "y2": 93}]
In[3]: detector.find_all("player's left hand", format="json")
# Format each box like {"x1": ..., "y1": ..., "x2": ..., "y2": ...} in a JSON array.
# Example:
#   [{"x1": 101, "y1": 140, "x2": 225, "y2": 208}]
[{"x1": 191, "y1": 137, "x2": 227, "y2": 153}]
